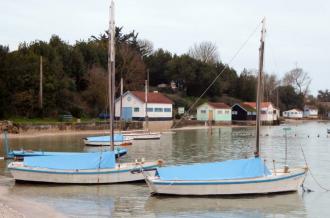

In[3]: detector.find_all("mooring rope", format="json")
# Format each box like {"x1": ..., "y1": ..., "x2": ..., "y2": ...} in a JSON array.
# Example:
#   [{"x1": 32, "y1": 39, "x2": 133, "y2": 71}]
[{"x1": 300, "y1": 145, "x2": 330, "y2": 192}]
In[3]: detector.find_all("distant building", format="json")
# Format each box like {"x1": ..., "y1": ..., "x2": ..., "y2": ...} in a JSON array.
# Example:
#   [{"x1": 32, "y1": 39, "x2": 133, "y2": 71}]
[
  {"x1": 303, "y1": 105, "x2": 318, "y2": 118},
  {"x1": 231, "y1": 103, "x2": 256, "y2": 121},
  {"x1": 283, "y1": 109, "x2": 303, "y2": 119},
  {"x1": 196, "y1": 102, "x2": 231, "y2": 122},
  {"x1": 243, "y1": 102, "x2": 280, "y2": 122},
  {"x1": 115, "y1": 91, "x2": 173, "y2": 121}
]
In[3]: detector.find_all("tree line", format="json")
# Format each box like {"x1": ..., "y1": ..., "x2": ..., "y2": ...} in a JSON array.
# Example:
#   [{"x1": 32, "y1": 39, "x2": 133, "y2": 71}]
[{"x1": 0, "y1": 27, "x2": 321, "y2": 119}]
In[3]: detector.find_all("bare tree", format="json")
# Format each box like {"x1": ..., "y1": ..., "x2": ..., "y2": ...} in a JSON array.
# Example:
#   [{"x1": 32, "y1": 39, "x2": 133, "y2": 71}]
[
  {"x1": 188, "y1": 41, "x2": 219, "y2": 64},
  {"x1": 138, "y1": 39, "x2": 154, "y2": 57},
  {"x1": 263, "y1": 73, "x2": 280, "y2": 102},
  {"x1": 282, "y1": 67, "x2": 311, "y2": 96}
]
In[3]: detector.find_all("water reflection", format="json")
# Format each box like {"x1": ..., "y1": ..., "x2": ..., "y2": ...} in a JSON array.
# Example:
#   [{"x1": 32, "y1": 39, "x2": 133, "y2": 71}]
[
  {"x1": 145, "y1": 193, "x2": 306, "y2": 218},
  {"x1": 1, "y1": 121, "x2": 330, "y2": 217}
]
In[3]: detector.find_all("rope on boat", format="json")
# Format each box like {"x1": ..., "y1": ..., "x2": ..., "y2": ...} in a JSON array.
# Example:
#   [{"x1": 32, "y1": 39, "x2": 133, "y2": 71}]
[{"x1": 300, "y1": 145, "x2": 330, "y2": 192}]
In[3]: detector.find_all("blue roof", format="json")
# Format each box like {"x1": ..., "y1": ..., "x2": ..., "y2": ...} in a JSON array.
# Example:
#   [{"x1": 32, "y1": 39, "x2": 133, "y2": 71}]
[
  {"x1": 86, "y1": 134, "x2": 124, "y2": 142},
  {"x1": 23, "y1": 151, "x2": 116, "y2": 170},
  {"x1": 156, "y1": 158, "x2": 271, "y2": 181}
]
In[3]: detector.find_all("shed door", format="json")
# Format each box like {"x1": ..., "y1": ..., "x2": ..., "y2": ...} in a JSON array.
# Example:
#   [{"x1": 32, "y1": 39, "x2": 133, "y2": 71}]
[
  {"x1": 122, "y1": 107, "x2": 132, "y2": 121},
  {"x1": 208, "y1": 110, "x2": 213, "y2": 121}
]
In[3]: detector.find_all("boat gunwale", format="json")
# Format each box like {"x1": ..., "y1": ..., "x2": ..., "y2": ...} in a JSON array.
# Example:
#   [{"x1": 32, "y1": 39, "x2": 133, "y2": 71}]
[
  {"x1": 8, "y1": 162, "x2": 159, "y2": 175},
  {"x1": 148, "y1": 168, "x2": 306, "y2": 185}
]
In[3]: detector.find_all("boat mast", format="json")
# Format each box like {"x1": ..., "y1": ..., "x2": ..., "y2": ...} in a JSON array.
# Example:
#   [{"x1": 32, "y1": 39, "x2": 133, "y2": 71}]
[
  {"x1": 108, "y1": 0, "x2": 116, "y2": 151},
  {"x1": 255, "y1": 18, "x2": 266, "y2": 157}
]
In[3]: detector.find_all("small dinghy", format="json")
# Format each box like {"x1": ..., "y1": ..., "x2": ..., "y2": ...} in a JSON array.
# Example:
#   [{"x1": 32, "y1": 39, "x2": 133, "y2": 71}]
[
  {"x1": 122, "y1": 130, "x2": 161, "y2": 140},
  {"x1": 9, "y1": 151, "x2": 161, "y2": 184},
  {"x1": 83, "y1": 134, "x2": 132, "y2": 146}
]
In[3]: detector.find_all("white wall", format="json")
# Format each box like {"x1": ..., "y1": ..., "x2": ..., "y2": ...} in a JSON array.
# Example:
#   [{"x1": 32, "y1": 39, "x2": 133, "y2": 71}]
[
  {"x1": 260, "y1": 105, "x2": 278, "y2": 121},
  {"x1": 283, "y1": 110, "x2": 303, "y2": 118},
  {"x1": 115, "y1": 92, "x2": 172, "y2": 119}
]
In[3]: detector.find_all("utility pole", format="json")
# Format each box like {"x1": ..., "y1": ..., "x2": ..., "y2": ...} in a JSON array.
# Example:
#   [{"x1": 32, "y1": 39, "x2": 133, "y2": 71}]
[
  {"x1": 120, "y1": 76, "x2": 123, "y2": 130},
  {"x1": 39, "y1": 56, "x2": 43, "y2": 110},
  {"x1": 145, "y1": 69, "x2": 149, "y2": 131}
]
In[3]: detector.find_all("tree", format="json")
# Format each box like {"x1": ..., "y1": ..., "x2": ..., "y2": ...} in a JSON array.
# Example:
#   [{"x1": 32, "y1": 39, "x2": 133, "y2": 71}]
[
  {"x1": 138, "y1": 39, "x2": 154, "y2": 57},
  {"x1": 317, "y1": 89, "x2": 330, "y2": 102},
  {"x1": 234, "y1": 69, "x2": 257, "y2": 101},
  {"x1": 283, "y1": 67, "x2": 311, "y2": 96},
  {"x1": 277, "y1": 85, "x2": 304, "y2": 111},
  {"x1": 188, "y1": 41, "x2": 219, "y2": 64},
  {"x1": 263, "y1": 73, "x2": 280, "y2": 103},
  {"x1": 145, "y1": 49, "x2": 173, "y2": 86}
]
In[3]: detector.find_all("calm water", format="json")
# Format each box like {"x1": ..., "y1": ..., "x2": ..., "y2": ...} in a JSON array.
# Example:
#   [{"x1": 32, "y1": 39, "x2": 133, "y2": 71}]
[{"x1": 1, "y1": 121, "x2": 330, "y2": 218}]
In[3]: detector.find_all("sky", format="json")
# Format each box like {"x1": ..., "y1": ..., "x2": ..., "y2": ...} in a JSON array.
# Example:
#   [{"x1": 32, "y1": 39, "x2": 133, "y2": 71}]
[{"x1": 1, "y1": 0, "x2": 329, "y2": 95}]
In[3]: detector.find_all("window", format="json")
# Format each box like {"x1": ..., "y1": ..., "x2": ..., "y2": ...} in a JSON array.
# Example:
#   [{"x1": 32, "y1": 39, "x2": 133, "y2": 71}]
[
  {"x1": 201, "y1": 110, "x2": 206, "y2": 114},
  {"x1": 217, "y1": 110, "x2": 223, "y2": 114},
  {"x1": 134, "y1": 107, "x2": 139, "y2": 112},
  {"x1": 225, "y1": 110, "x2": 230, "y2": 114},
  {"x1": 232, "y1": 111, "x2": 237, "y2": 115},
  {"x1": 164, "y1": 108, "x2": 171, "y2": 112},
  {"x1": 147, "y1": 108, "x2": 153, "y2": 112},
  {"x1": 155, "y1": 108, "x2": 163, "y2": 112}
]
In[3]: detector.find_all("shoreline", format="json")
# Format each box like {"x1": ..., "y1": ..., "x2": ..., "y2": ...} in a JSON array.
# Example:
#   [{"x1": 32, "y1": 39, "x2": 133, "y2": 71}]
[
  {"x1": 2, "y1": 119, "x2": 328, "y2": 139},
  {"x1": 0, "y1": 177, "x2": 65, "y2": 218}
]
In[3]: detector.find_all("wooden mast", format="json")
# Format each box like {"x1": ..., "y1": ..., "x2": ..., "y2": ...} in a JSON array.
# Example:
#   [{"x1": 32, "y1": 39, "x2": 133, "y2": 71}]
[
  {"x1": 108, "y1": 0, "x2": 115, "y2": 151},
  {"x1": 255, "y1": 18, "x2": 266, "y2": 157}
]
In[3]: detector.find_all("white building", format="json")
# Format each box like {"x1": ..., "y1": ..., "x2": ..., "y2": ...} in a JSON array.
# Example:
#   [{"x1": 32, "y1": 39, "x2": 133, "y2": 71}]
[
  {"x1": 283, "y1": 109, "x2": 303, "y2": 119},
  {"x1": 303, "y1": 105, "x2": 318, "y2": 118},
  {"x1": 115, "y1": 91, "x2": 173, "y2": 121},
  {"x1": 244, "y1": 102, "x2": 280, "y2": 122}
]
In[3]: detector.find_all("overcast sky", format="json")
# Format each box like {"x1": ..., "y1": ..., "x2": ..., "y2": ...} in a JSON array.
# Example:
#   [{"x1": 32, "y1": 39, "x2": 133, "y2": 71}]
[{"x1": 1, "y1": 0, "x2": 329, "y2": 95}]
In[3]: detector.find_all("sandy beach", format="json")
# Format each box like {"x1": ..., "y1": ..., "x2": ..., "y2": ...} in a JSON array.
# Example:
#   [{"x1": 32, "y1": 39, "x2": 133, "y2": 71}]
[{"x1": 0, "y1": 177, "x2": 66, "y2": 218}]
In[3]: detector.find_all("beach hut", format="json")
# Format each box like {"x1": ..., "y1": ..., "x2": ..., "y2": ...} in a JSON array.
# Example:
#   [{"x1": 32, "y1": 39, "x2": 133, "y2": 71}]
[
  {"x1": 231, "y1": 103, "x2": 256, "y2": 121},
  {"x1": 244, "y1": 102, "x2": 280, "y2": 122},
  {"x1": 196, "y1": 102, "x2": 231, "y2": 122},
  {"x1": 303, "y1": 105, "x2": 318, "y2": 118},
  {"x1": 282, "y1": 109, "x2": 303, "y2": 119}
]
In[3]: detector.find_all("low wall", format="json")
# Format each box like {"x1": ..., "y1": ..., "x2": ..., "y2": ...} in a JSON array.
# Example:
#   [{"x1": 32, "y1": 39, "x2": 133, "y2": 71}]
[
  {"x1": 143, "y1": 120, "x2": 173, "y2": 132},
  {"x1": 1, "y1": 121, "x2": 144, "y2": 134}
]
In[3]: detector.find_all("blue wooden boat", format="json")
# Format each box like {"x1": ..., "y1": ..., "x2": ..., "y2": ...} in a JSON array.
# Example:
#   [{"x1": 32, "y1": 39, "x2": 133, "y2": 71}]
[{"x1": 6, "y1": 148, "x2": 127, "y2": 159}]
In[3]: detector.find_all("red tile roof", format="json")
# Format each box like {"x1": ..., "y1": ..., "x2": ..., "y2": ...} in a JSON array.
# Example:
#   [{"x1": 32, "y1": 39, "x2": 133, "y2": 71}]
[
  {"x1": 130, "y1": 91, "x2": 173, "y2": 104},
  {"x1": 208, "y1": 102, "x2": 230, "y2": 109},
  {"x1": 243, "y1": 102, "x2": 273, "y2": 108}
]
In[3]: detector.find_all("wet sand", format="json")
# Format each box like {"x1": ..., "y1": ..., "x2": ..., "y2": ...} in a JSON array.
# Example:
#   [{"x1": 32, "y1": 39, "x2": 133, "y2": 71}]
[{"x1": 0, "y1": 177, "x2": 65, "y2": 218}]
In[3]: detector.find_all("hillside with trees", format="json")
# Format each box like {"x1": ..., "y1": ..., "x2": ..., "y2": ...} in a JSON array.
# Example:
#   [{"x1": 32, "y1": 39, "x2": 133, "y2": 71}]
[{"x1": 0, "y1": 27, "x2": 316, "y2": 119}]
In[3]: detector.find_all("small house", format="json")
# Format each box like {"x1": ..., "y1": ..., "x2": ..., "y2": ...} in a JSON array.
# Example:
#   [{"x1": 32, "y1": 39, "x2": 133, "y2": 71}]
[
  {"x1": 282, "y1": 109, "x2": 303, "y2": 119},
  {"x1": 115, "y1": 91, "x2": 173, "y2": 121},
  {"x1": 196, "y1": 102, "x2": 231, "y2": 122},
  {"x1": 303, "y1": 105, "x2": 318, "y2": 118},
  {"x1": 231, "y1": 103, "x2": 256, "y2": 121},
  {"x1": 243, "y1": 102, "x2": 280, "y2": 122}
]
